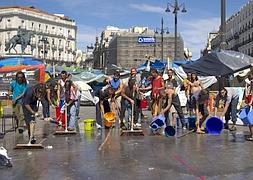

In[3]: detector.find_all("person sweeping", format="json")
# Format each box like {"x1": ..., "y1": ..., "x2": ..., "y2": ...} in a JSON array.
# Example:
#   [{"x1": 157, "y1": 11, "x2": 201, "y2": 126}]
[{"x1": 22, "y1": 83, "x2": 46, "y2": 144}]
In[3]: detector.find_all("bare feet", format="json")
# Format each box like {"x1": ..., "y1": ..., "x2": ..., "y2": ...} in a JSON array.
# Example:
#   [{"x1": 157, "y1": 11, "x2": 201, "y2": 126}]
[{"x1": 196, "y1": 129, "x2": 205, "y2": 134}]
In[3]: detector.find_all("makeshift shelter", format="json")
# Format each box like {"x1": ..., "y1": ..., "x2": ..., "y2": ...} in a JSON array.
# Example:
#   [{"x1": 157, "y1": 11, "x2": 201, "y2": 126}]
[
  {"x1": 71, "y1": 75, "x2": 96, "y2": 105},
  {"x1": 182, "y1": 50, "x2": 253, "y2": 76}
]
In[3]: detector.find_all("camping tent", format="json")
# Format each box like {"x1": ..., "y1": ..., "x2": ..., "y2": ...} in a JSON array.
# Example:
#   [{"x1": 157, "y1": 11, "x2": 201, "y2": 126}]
[{"x1": 182, "y1": 50, "x2": 253, "y2": 76}]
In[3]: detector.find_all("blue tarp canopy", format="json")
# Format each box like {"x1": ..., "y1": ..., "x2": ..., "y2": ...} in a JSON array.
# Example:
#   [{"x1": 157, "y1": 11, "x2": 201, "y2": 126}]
[
  {"x1": 172, "y1": 60, "x2": 192, "y2": 68},
  {"x1": 137, "y1": 59, "x2": 192, "y2": 71}
]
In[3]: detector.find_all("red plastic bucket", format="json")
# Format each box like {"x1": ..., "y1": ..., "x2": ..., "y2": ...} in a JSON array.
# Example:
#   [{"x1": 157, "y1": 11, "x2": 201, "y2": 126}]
[{"x1": 140, "y1": 99, "x2": 148, "y2": 109}]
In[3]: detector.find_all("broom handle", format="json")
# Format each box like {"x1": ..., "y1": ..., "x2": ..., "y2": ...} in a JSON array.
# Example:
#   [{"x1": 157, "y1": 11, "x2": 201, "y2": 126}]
[
  {"x1": 131, "y1": 104, "x2": 134, "y2": 131},
  {"x1": 65, "y1": 104, "x2": 68, "y2": 132}
]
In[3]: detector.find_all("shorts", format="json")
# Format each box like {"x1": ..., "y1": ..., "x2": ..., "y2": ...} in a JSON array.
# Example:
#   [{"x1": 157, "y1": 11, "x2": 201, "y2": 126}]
[
  {"x1": 198, "y1": 104, "x2": 209, "y2": 117},
  {"x1": 170, "y1": 105, "x2": 177, "y2": 113},
  {"x1": 22, "y1": 106, "x2": 36, "y2": 125}
]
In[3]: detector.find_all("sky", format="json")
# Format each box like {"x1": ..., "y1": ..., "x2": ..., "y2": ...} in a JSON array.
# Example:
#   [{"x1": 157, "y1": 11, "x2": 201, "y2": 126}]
[{"x1": 0, "y1": 0, "x2": 251, "y2": 59}]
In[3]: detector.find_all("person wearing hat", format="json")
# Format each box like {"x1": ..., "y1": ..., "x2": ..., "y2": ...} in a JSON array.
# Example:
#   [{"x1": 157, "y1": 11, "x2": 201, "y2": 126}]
[{"x1": 105, "y1": 71, "x2": 123, "y2": 119}]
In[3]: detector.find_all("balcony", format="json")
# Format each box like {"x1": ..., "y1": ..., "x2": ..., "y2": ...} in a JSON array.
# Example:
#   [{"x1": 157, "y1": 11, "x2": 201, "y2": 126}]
[
  {"x1": 51, "y1": 44, "x2": 57, "y2": 50},
  {"x1": 58, "y1": 45, "x2": 64, "y2": 51},
  {"x1": 66, "y1": 46, "x2": 72, "y2": 52},
  {"x1": 68, "y1": 35, "x2": 75, "y2": 40}
]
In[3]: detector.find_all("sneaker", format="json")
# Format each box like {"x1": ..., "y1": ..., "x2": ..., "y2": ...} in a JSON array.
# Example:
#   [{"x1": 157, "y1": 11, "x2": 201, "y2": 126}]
[
  {"x1": 224, "y1": 123, "x2": 229, "y2": 130},
  {"x1": 96, "y1": 123, "x2": 102, "y2": 130},
  {"x1": 18, "y1": 129, "x2": 24, "y2": 134},
  {"x1": 229, "y1": 125, "x2": 237, "y2": 131},
  {"x1": 31, "y1": 137, "x2": 36, "y2": 144},
  {"x1": 67, "y1": 127, "x2": 75, "y2": 131},
  {"x1": 58, "y1": 121, "x2": 62, "y2": 127}
]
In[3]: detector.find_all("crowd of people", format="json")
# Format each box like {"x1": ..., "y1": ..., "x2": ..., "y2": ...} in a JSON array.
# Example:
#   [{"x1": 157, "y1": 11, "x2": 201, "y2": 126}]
[
  {"x1": 7, "y1": 70, "x2": 81, "y2": 144},
  {"x1": 95, "y1": 67, "x2": 253, "y2": 141},
  {"x1": 7, "y1": 67, "x2": 253, "y2": 143}
]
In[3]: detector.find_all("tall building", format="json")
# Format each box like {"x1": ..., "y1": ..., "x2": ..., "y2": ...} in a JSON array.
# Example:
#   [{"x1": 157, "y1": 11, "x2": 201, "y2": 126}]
[
  {"x1": 93, "y1": 26, "x2": 128, "y2": 69},
  {"x1": 94, "y1": 26, "x2": 184, "y2": 70},
  {"x1": 210, "y1": 0, "x2": 253, "y2": 56},
  {"x1": 202, "y1": 32, "x2": 218, "y2": 55},
  {"x1": 0, "y1": 6, "x2": 77, "y2": 63}
]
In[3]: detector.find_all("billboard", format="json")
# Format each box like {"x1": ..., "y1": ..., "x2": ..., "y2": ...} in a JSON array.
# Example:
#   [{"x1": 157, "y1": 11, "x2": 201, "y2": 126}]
[{"x1": 137, "y1": 36, "x2": 156, "y2": 44}]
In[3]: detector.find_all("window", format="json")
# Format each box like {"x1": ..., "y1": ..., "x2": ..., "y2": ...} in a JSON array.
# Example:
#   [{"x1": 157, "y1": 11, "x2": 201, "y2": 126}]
[
  {"x1": 21, "y1": 20, "x2": 24, "y2": 23},
  {"x1": 7, "y1": 19, "x2": 10, "y2": 22}
]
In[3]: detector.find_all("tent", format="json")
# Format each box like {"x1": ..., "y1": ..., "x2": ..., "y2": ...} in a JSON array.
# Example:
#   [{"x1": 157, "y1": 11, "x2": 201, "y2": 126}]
[
  {"x1": 182, "y1": 50, "x2": 253, "y2": 76},
  {"x1": 71, "y1": 75, "x2": 96, "y2": 105}
]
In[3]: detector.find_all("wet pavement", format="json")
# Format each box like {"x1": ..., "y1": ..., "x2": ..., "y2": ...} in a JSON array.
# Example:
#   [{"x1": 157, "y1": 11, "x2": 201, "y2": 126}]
[{"x1": 0, "y1": 106, "x2": 253, "y2": 180}]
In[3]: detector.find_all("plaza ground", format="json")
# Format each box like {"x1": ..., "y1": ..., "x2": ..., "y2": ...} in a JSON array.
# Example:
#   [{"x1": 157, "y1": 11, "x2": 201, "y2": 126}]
[{"x1": 0, "y1": 106, "x2": 253, "y2": 180}]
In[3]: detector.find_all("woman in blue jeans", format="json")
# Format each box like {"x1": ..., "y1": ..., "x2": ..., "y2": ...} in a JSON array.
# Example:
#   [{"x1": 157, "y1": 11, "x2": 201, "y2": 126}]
[{"x1": 64, "y1": 80, "x2": 78, "y2": 131}]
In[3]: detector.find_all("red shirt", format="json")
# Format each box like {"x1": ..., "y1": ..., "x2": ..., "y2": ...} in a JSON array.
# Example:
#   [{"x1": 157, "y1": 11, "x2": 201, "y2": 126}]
[{"x1": 151, "y1": 76, "x2": 163, "y2": 98}]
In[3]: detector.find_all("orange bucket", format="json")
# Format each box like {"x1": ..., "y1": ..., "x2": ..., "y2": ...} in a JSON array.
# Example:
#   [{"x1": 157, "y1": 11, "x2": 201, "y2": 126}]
[{"x1": 103, "y1": 112, "x2": 116, "y2": 128}]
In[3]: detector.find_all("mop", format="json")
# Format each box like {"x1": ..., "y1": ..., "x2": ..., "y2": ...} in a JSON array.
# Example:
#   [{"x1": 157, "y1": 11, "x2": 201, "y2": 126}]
[
  {"x1": 15, "y1": 102, "x2": 44, "y2": 149},
  {"x1": 120, "y1": 105, "x2": 144, "y2": 136},
  {"x1": 54, "y1": 104, "x2": 77, "y2": 135}
]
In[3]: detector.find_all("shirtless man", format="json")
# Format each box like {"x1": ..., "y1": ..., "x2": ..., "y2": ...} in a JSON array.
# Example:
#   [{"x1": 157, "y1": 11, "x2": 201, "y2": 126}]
[
  {"x1": 188, "y1": 73, "x2": 203, "y2": 114},
  {"x1": 160, "y1": 85, "x2": 187, "y2": 129}
]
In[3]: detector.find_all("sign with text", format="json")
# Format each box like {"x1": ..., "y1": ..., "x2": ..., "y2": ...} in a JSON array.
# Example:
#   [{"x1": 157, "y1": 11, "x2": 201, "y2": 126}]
[{"x1": 137, "y1": 36, "x2": 156, "y2": 44}]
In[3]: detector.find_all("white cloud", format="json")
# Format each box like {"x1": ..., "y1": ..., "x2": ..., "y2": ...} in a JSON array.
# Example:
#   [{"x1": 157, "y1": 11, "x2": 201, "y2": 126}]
[
  {"x1": 129, "y1": 3, "x2": 164, "y2": 14},
  {"x1": 180, "y1": 17, "x2": 220, "y2": 59},
  {"x1": 76, "y1": 24, "x2": 102, "y2": 50}
]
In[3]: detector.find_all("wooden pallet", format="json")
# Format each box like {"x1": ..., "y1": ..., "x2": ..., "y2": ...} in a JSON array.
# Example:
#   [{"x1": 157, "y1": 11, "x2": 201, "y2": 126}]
[
  {"x1": 53, "y1": 130, "x2": 77, "y2": 135},
  {"x1": 15, "y1": 144, "x2": 44, "y2": 149},
  {"x1": 120, "y1": 129, "x2": 144, "y2": 136}
]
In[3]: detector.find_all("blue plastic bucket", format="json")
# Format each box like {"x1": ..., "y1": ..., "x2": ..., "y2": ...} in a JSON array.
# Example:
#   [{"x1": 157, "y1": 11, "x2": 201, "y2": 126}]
[
  {"x1": 164, "y1": 126, "x2": 176, "y2": 137},
  {"x1": 150, "y1": 115, "x2": 165, "y2": 131},
  {"x1": 205, "y1": 117, "x2": 224, "y2": 134},
  {"x1": 188, "y1": 116, "x2": 196, "y2": 130}
]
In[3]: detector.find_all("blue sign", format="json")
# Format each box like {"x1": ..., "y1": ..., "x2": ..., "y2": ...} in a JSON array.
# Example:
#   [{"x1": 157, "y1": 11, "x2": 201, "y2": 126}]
[{"x1": 137, "y1": 36, "x2": 156, "y2": 44}]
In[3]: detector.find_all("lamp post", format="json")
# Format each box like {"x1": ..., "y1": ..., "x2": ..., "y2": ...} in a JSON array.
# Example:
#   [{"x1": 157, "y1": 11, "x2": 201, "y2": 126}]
[
  {"x1": 220, "y1": 0, "x2": 226, "y2": 50},
  {"x1": 165, "y1": 0, "x2": 187, "y2": 61},
  {"x1": 155, "y1": 17, "x2": 169, "y2": 60}
]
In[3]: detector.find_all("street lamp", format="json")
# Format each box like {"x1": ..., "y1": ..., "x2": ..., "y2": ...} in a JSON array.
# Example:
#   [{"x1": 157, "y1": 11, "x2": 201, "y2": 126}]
[
  {"x1": 165, "y1": 0, "x2": 187, "y2": 61},
  {"x1": 155, "y1": 17, "x2": 169, "y2": 60},
  {"x1": 220, "y1": 0, "x2": 226, "y2": 50}
]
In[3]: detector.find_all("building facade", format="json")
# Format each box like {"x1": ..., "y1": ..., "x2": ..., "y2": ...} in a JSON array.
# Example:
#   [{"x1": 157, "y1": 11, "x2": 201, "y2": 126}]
[
  {"x1": 0, "y1": 6, "x2": 77, "y2": 63},
  {"x1": 202, "y1": 32, "x2": 218, "y2": 55},
  {"x1": 94, "y1": 26, "x2": 184, "y2": 70},
  {"x1": 210, "y1": 0, "x2": 253, "y2": 56}
]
